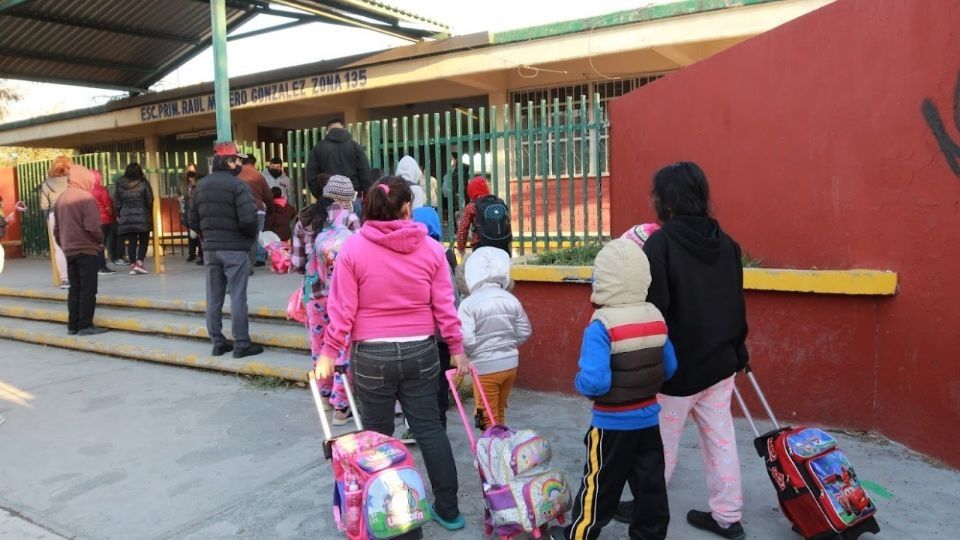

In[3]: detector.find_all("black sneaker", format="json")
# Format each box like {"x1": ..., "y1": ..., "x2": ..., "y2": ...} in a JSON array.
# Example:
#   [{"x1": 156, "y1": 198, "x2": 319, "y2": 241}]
[
  {"x1": 68, "y1": 329, "x2": 78, "y2": 335},
  {"x1": 233, "y1": 344, "x2": 264, "y2": 358},
  {"x1": 253, "y1": 260, "x2": 266, "y2": 267},
  {"x1": 613, "y1": 500, "x2": 633, "y2": 523},
  {"x1": 212, "y1": 343, "x2": 234, "y2": 356},
  {"x1": 77, "y1": 326, "x2": 109, "y2": 336},
  {"x1": 187, "y1": 255, "x2": 196, "y2": 262},
  {"x1": 687, "y1": 510, "x2": 745, "y2": 540},
  {"x1": 196, "y1": 258, "x2": 204, "y2": 266},
  {"x1": 548, "y1": 525, "x2": 567, "y2": 540}
]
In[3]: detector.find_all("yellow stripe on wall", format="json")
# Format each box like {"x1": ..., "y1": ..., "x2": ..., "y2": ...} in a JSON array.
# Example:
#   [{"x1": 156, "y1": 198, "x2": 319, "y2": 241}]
[{"x1": 511, "y1": 266, "x2": 898, "y2": 296}]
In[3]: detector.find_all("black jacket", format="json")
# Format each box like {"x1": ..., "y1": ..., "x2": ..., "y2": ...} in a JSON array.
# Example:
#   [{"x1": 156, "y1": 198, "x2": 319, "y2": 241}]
[
  {"x1": 643, "y1": 216, "x2": 749, "y2": 396},
  {"x1": 189, "y1": 170, "x2": 259, "y2": 252},
  {"x1": 114, "y1": 176, "x2": 153, "y2": 235},
  {"x1": 304, "y1": 128, "x2": 372, "y2": 197}
]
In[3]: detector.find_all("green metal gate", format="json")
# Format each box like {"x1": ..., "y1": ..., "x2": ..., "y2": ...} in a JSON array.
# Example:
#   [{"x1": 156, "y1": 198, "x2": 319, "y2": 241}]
[{"x1": 284, "y1": 94, "x2": 612, "y2": 255}]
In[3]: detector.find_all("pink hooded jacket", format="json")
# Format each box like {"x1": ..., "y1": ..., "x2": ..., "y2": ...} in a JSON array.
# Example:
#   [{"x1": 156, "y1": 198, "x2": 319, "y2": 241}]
[{"x1": 322, "y1": 219, "x2": 464, "y2": 358}]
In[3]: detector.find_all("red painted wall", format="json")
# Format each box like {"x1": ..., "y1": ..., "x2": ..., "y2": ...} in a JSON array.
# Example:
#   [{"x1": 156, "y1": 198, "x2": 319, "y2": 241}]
[
  {"x1": 608, "y1": 0, "x2": 960, "y2": 466},
  {"x1": 0, "y1": 167, "x2": 23, "y2": 259},
  {"x1": 514, "y1": 281, "x2": 593, "y2": 394}
]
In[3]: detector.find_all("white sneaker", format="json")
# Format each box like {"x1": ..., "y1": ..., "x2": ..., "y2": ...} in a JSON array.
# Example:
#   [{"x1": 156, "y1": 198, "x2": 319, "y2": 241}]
[
  {"x1": 132, "y1": 263, "x2": 150, "y2": 275},
  {"x1": 332, "y1": 409, "x2": 353, "y2": 426},
  {"x1": 59, "y1": 280, "x2": 70, "y2": 289}
]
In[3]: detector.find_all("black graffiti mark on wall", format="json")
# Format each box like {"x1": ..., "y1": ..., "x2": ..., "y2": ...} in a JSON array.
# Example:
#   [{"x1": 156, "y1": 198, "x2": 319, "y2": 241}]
[{"x1": 922, "y1": 71, "x2": 960, "y2": 177}]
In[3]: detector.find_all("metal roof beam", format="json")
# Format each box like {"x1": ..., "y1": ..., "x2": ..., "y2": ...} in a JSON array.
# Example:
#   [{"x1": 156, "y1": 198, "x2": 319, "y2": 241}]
[
  {"x1": 269, "y1": 0, "x2": 422, "y2": 41},
  {"x1": 0, "y1": 71, "x2": 148, "y2": 94},
  {"x1": 3, "y1": 9, "x2": 202, "y2": 45},
  {"x1": 226, "y1": 19, "x2": 324, "y2": 41},
  {"x1": 0, "y1": 46, "x2": 159, "y2": 73},
  {"x1": 190, "y1": 0, "x2": 321, "y2": 21}
]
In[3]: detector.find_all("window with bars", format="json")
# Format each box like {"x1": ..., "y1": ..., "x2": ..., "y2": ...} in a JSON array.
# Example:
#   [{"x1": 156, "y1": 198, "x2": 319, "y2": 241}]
[{"x1": 509, "y1": 74, "x2": 665, "y2": 176}]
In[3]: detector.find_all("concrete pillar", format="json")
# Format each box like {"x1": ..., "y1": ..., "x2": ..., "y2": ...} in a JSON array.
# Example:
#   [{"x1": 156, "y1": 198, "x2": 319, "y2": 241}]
[{"x1": 143, "y1": 135, "x2": 165, "y2": 274}]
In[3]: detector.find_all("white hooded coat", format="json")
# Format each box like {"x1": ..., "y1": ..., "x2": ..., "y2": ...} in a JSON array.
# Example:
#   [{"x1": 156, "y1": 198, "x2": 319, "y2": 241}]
[
  {"x1": 457, "y1": 247, "x2": 532, "y2": 375},
  {"x1": 396, "y1": 155, "x2": 427, "y2": 209}
]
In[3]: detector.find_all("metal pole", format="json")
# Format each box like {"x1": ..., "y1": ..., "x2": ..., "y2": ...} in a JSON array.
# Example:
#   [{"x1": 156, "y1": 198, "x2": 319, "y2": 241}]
[{"x1": 210, "y1": 0, "x2": 232, "y2": 141}]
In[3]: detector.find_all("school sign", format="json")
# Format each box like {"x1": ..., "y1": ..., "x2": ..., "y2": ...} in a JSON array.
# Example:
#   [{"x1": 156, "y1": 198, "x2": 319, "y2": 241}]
[{"x1": 139, "y1": 68, "x2": 370, "y2": 123}]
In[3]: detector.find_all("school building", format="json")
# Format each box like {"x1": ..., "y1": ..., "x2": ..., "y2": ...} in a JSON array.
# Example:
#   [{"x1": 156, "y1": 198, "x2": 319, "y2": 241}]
[{"x1": 1, "y1": 0, "x2": 832, "y2": 258}]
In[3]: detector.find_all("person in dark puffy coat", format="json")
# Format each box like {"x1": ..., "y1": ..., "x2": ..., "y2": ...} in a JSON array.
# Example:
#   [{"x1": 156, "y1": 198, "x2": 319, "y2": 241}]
[
  {"x1": 304, "y1": 118, "x2": 373, "y2": 206},
  {"x1": 114, "y1": 163, "x2": 154, "y2": 275}
]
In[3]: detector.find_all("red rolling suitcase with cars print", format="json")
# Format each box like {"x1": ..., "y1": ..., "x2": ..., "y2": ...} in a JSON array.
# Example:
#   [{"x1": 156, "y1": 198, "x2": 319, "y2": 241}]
[{"x1": 734, "y1": 366, "x2": 880, "y2": 540}]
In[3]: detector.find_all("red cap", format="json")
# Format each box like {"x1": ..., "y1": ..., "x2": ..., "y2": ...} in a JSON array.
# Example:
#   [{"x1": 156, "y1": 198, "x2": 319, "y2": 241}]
[{"x1": 213, "y1": 141, "x2": 248, "y2": 158}]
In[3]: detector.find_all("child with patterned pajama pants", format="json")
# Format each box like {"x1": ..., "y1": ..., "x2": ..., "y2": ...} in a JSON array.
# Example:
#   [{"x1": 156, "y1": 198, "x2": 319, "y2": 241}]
[{"x1": 615, "y1": 162, "x2": 750, "y2": 540}]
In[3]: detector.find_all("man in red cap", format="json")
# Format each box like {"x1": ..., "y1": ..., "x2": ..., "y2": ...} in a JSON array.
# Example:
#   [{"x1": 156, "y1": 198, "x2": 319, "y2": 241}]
[{"x1": 189, "y1": 141, "x2": 264, "y2": 358}]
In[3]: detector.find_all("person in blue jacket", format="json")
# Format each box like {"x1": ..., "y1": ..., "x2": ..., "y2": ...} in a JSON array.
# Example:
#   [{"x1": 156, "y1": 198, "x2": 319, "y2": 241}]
[{"x1": 552, "y1": 238, "x2": 677, "y2": 540}]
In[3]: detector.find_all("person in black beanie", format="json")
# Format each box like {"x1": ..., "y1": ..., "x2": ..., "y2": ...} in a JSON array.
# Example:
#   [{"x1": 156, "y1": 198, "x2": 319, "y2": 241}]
[{"x1": 614, "y1": 162, "x2": 749, "y2": 540}]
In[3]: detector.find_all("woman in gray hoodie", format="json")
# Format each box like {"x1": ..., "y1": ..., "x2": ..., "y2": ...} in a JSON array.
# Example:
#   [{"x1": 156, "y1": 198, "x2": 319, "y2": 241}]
[{"x1": 39, "y1": 155, "x2": 73, "y2": 288}]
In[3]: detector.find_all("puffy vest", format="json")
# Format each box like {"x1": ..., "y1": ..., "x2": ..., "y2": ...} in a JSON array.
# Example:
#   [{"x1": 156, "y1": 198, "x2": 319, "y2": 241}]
[{"x1": 590, "y1": 303, "x2": 667, "y2": 406}]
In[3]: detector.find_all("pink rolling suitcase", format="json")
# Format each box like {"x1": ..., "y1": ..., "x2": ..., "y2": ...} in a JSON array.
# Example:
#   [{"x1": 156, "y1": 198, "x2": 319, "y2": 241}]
[{"x1": 310, "y1": 366, "x2": 432, "y2": 540}]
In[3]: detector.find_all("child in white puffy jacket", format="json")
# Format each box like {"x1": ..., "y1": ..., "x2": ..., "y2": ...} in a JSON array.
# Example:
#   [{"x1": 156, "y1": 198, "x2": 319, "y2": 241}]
[{"x1": 458, "y1": 247, "x2": 532, "y2": 429}]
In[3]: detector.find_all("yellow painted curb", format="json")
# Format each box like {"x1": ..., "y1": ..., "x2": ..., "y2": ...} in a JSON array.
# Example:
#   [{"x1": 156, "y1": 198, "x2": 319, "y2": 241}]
[
  {"x1": 0, "y1": 287, "x2": 288, "y2": 320},
  {"x1": 0, "y1": 326, "x2": 308, "y2": 382},
  {"x1": 511, "y1": 265, "x2": 898, "y2": 295},
  {"x1": 742, "y1": 268, "x2": 897, "y2": 295},
  {"x1": 0, "y1": 304, "x2": 310, "y2": 351},
  {"x1": 511, "y1": 265, "x2": 593, "y2": 283}
]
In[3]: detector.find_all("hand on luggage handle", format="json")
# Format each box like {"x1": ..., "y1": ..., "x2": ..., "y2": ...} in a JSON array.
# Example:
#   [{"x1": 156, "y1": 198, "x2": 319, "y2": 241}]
[
  {"x1": 308, "y1": 365, "x2": 364, "y2": 459},
  {"x1": 445, "y1": 364, "x2": 495, "y2": 454},
  {"x1": 733, "y1": 363, "x2": 781, "y2": 438}
]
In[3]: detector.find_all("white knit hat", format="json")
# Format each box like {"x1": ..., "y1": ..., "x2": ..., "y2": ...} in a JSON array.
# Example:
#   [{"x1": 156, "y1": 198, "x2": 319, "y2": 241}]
[{"x1": 322, "y1": 175, "x2": 356, "y2": 205}]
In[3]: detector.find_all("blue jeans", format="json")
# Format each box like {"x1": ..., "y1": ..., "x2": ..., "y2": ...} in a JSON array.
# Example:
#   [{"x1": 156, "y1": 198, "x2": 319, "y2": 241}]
[{"x1": 351, "y1": 338, "x2": 461, "y2": 521}]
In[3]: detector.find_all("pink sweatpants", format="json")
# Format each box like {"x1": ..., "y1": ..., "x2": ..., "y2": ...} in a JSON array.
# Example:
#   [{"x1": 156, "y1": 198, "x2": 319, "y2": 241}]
[
  {"x1": 659, "y1": 375, "x2": 743, "y2": 526},
  {"x1": 306, "y1": 297, "x2": 349, "y2": 411}
]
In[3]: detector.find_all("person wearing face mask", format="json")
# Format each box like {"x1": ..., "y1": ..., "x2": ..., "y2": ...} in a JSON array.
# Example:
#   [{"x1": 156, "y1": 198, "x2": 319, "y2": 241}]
[
  {"x1": 262, "y1": 157, "x2": 291, "y2": 199},
  {"x1": 178, "y1": 163, "x2": 203, "y2": 263},
  {"x1": 189, "y1": 142, "x2": 263, "y2": 359}
]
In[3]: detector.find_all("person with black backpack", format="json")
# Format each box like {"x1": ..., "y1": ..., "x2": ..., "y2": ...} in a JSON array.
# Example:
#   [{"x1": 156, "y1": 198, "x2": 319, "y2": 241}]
[{"x1": 455, "y1": 176, "x2": 512, "y2": 257}]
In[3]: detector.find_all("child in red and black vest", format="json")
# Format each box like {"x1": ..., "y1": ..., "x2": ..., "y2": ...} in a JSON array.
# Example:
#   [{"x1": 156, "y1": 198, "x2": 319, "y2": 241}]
[{"x1": 552, "y1": 238, "x2": 677, "y2": 540}]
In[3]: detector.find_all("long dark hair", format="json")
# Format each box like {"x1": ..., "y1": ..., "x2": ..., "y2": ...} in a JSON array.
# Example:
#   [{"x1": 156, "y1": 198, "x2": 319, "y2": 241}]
[
  {"x1": 651, "y1": 161, "x2": 712, "y2": 221},
  {"x1": 364, "y1": 176, "x2": 412, "y2": 222},
  {"x1": 310, "y1": 197, "x2": 335, "y2": 232}
]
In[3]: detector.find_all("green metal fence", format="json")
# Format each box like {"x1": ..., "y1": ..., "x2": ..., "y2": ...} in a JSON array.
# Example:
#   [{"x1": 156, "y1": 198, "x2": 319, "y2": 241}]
[
  {"x1": 15, "y1": 94, "x2": 610, "y2": 258},
  {"x1": 285, "y1": 94, "x2": 612, "y2": 255}
]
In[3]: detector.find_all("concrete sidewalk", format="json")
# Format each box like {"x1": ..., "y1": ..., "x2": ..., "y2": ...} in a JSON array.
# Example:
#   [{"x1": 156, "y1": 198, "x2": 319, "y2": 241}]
[
  {"x1": 2, "y1": 340, "x2": 958, "y2": 539},
  {"x1": 0, "y1": 256, "x2": 297, "y2": 316}
]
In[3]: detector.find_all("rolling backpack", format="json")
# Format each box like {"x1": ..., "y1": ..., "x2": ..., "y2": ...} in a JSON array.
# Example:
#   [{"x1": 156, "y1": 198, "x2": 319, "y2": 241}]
[
  {"x1": 447, "y1": 366, "x2": 571, "y2": 539},
  {"x1": 310, "y1": 366, "x2": 432, "y2": 540},
  {"x1": 473, "y1": 195, "x2": 512, "y2": 245},
  {"x1": 737, "y1": 366, "x2": 880, "y2": 539}
]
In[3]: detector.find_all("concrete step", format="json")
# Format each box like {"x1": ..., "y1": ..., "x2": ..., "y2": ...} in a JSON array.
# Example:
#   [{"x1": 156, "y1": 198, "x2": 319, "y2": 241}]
[
  {"x1": 0, "y1": 316, "x2": 310, "y2": 382},
  {"x1": 0, "y1": 286, "x2": 288, "y2": 320},
  {"x1": 0, "y1": 297, "x2": 309, "y2": 352}
]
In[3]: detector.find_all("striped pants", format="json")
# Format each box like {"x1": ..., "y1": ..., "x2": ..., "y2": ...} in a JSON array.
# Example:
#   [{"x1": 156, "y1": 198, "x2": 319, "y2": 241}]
[{"x1": 564, "y1": 425, "x2": 670, "y2": 540}]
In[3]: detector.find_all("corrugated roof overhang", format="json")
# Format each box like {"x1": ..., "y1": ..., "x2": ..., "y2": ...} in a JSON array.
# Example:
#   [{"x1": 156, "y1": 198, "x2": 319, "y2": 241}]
[{"x1": 0, "y1": 0, "x2": 448, "y2": 93}]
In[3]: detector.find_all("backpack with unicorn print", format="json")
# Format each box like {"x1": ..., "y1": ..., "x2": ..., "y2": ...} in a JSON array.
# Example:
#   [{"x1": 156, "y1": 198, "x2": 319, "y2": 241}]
[{"x1": 304, "y1": 209, "x2": 356, "y2": 303}]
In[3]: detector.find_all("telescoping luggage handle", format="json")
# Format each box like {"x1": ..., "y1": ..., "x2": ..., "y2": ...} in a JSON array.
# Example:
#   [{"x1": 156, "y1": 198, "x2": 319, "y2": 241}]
[
  {"x1": 733, "y1": 364, "x2": 781, "y2": 437},
  {"x1": 309, "y1": 365, "x2": 364, "y2": 458},
  {"x1": 445, "y1": 365, "x2": 495, "y2": 454}
]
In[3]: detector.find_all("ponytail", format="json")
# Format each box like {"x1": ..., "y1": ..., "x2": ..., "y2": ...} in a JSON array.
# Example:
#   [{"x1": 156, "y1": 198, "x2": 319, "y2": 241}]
[{"x1": 363, "y1": 176, "x2": 412, "y2": 221}]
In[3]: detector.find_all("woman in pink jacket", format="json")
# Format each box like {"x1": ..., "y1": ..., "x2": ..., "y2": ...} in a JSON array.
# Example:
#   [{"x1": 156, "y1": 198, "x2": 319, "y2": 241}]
[{"x1": 316, "y1": 176, "x2": 469, "y2": 532}]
